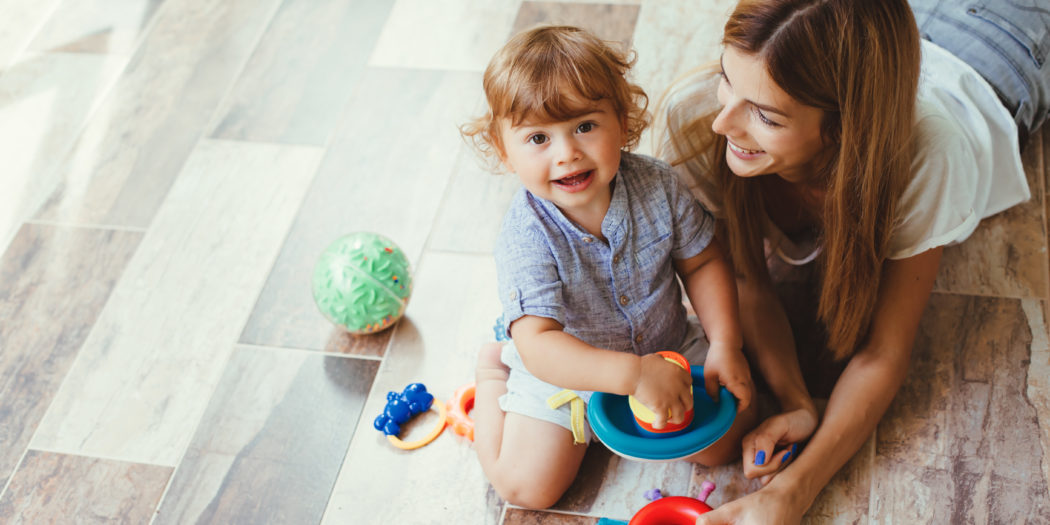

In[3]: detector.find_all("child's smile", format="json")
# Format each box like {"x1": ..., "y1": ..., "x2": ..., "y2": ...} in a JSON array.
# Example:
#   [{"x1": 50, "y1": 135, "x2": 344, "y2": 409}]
[{"x1": 552, "y1": 169, "x2": 594, "y2": 193}]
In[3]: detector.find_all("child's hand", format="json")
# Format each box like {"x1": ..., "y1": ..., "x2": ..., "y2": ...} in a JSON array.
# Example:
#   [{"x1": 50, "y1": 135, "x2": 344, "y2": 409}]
[
  {"x1": 702, "y1": 342, "x2": 754, "y2": 412},
  {"x1": 631, "y1": 353, "x2": 693, "y2": 429}
]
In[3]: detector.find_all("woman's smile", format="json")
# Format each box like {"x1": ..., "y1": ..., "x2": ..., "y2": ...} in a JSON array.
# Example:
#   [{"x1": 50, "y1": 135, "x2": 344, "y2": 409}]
[{"x1": 727, "y1": 140, "x2": 765, "y2": 160}]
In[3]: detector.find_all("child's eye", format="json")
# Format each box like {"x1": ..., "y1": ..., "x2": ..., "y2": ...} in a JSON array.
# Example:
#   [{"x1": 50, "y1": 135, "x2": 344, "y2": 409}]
[
  {"x1": 528, "y1": 134, "x2": 548, "y2": 145},
  {"x1": 576, "y1": 122, "x2": 595, "y2": 133}
]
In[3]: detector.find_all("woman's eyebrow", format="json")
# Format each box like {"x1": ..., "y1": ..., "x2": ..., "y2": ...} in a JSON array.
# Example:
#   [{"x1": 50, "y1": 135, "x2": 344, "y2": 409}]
[{"x1": 720, "y1": 54, "x2": 790, "y2": 118}]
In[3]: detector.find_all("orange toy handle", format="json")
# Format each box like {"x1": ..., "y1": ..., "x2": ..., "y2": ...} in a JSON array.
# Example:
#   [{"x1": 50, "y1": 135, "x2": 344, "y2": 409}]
[
  {"x1": 656, "y1": 350, "x2": 689, "y2": 371},
  {"x1": 447, "y1": 382, "x2": 476, "y2": 441}
]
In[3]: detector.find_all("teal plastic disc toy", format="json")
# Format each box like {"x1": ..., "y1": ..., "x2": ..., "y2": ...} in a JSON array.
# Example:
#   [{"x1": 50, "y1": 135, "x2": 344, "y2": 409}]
[
  {"x1": 588, "y1": 366, "x2": 736, "y2": 462},
  {"x1": 312, "y1": 232, "x2": 412, "y2": 334}
]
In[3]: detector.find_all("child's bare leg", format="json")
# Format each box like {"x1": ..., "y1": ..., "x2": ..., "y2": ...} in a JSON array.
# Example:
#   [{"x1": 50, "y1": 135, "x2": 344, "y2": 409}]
[
  {"x1": 473, "y1": 343, "x2": 588, "y2": 508},
  {"x1": 683, "y1": 399, "x2": 759, "y2": 466}
]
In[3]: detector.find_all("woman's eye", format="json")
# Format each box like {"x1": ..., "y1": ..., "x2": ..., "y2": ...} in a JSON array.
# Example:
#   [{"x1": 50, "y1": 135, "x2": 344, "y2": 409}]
[
  {"x1": 755, "y1": 109, "x2": 781, "y2": 128},
  {"x1": 577, "y1": 122, "x2": 595, "y2": 133},
  {"x1": 528, "y1": 134, "x2": 548, "y2": 145}
]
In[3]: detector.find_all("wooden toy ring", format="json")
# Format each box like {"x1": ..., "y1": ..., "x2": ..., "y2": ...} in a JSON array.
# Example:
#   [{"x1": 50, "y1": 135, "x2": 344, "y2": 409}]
[
  {"x1": 387, "y1": 399, "x2": 447, "y2": 450},
  {"x1": 447, "y1": 383, "x2": 475, "y2": 441}
]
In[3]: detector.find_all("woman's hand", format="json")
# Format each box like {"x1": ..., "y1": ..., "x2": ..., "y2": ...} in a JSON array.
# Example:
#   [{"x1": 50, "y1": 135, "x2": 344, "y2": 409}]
[
  {"x1": 741, "y1": 406, "x2": 818, "y2": 484},
  {"x1": 631, "y1": 353, "x2": 694, "y2": 429},
  {"x1": 695, "y1": 481, "x2": 805, "y2": 525}
]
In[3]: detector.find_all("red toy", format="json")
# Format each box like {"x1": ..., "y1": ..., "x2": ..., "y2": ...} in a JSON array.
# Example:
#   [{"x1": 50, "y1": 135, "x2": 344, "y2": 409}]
[{"x1": 628, "y1": 481, "x2": 716, "y2": 525}]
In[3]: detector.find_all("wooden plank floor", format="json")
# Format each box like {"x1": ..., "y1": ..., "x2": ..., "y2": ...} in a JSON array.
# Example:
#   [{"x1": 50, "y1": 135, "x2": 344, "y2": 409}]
[{"x1": 1, "y1": 0, "x2": 1048, "y2": 523}]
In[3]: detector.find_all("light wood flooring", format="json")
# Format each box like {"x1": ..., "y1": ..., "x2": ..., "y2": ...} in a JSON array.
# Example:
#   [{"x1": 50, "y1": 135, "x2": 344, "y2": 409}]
[{"x1": 1, "y1": 0, "x2": 1048, "y2": 523}]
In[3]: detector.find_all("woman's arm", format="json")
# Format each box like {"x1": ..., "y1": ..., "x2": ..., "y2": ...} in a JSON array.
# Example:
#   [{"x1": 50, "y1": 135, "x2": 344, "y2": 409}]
[
  {"x1": 770, "y1": 247, "x2": 942, "y2": 508},
  {"x1": 731, "y1": 254, "x2": 819, "y2": 480},
  {"x1": 699, "y1": 246, "x2": 943, "y2": 524}
]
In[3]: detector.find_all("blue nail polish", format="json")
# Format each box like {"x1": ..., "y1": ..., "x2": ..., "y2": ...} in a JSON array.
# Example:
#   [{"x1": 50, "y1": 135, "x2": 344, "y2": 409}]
[
  {"x1": 791, "y1": 443, "x2": 799, "y2": 456},
  {"x1": 782, "y1": 451, "x2": 792, "y2": 463},
  {"x1": 755, "y1": 450, "x2": 766, "y2": 465}
]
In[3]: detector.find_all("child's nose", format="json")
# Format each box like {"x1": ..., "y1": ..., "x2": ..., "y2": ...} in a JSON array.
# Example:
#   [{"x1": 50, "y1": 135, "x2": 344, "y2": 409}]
[{"x1": 555, "y1": 137, "x2": 583, "y2": 164}]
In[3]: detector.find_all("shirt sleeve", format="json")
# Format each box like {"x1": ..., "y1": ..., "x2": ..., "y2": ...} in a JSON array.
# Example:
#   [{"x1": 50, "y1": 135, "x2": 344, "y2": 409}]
[
  {"x1": 887, "y1": 115, "x2": 981, "y2": 260},
  {"x1": 493, "y1": 212, "x2": 567, "y2": 337}
]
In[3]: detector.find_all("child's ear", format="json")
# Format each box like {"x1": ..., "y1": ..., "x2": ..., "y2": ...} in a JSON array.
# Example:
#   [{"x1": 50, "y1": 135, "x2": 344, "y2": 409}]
[
  {"x1": 497, "y1": 147, "x2": 515, "y2": 173},
  {"x1": 620, "y1": 115, "x2": 630, "y2": 147}
]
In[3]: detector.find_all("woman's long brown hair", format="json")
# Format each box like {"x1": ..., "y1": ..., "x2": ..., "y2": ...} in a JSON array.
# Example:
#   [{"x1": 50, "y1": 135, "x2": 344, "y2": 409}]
[{"x1": 666, "y1": 0, "x2": 921, "y2": 360}]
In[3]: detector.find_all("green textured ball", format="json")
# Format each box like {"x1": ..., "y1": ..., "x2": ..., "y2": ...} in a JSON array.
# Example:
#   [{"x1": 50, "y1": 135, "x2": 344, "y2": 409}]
[{"x1": 312, "y1": 232, "x2": 412, "y2": 334}]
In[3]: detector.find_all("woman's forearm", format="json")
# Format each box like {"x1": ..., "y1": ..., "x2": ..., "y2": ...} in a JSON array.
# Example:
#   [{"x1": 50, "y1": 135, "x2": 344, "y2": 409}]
[
  {"x1": 738, "y1": 276, "x2": 814, "y2": 413},
  {"x1": 771, "y1": 342, "x2": 911, "y2": 507}
]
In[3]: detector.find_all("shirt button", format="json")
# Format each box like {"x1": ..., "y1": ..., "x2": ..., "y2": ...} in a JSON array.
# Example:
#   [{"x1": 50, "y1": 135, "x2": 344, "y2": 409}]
[
  {"x1": 509, "y1": 291, "x2": 517, "y2": 300},
  {"x1": 583, "y1": 237, "x2": 593, "y2": 243},
  {"x1": 619, "y1": 295, "x2": 629, "y2": 306},
  {"x1": 635, "y1": 334, "x2": 643, "y2": 343},
  {"x1": 613, "y1": 254, "x2": 621, "y2": 264}
]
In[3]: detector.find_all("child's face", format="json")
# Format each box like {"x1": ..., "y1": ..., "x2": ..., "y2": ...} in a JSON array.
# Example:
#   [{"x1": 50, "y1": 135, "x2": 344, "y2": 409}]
[{"x1": 499, "y1": 98, "x2": 626, "y2": 219}]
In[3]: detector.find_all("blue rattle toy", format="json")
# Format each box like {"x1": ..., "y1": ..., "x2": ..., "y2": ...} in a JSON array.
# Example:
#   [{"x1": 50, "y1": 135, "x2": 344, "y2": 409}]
[
  {"x1": 374, "y1": 383, "x2": 435, "y2": 437},
  {"x1": 588, "y1": 352, "x2": 737, "y2": 462},
  {"x1": 373, "y1": 383, "x2": 448, "y2": 451}
]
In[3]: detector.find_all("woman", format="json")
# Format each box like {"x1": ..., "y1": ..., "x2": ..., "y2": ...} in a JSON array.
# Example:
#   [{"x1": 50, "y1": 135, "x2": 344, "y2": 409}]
[{"x1": 658, "y1": 0, "x2": 1048, "y2": 522}]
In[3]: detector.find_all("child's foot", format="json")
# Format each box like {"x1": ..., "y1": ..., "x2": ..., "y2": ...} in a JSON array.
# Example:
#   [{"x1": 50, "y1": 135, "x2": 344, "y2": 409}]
[{"x1": 476, "y1": 342, "x2": 510, "y2": 383}]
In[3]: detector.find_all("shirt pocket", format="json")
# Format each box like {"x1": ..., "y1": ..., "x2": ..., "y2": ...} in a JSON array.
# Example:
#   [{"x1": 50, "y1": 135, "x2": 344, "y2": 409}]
[
  {"x1": 633, "y1": 232, "x2": 671, "y2": 267},
  {"x1": 968, "y1": 2, "x2": 1048, "y2": 67}
]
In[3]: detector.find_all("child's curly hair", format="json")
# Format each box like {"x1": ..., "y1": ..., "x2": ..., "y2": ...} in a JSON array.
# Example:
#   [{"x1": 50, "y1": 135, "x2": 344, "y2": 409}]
[{"x1": 461, "y1": 25, "x2": 650, "y2": 170}]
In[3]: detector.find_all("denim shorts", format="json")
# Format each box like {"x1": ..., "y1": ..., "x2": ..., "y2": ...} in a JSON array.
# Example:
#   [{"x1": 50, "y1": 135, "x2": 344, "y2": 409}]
[{"x1": 910, "y1": 0, "x2": 1050, "y2": 142}]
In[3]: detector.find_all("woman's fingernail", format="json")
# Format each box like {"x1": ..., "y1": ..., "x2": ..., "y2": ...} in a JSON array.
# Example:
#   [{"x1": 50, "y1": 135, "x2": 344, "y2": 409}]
[
  {"x1": 791, "y1": 443, "x2": 799, "y2": 456},
  {"x1": 755, "y1": 450, "x2": 766, "y2": 465},
  {"x1": 782, "y1": 450, "x2": 792, "y2": 463}
]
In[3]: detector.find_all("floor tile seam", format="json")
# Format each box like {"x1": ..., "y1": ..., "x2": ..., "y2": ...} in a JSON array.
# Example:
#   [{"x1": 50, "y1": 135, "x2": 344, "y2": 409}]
[
  {"x1": 16, "y1": 49, "x2": 131, "y2": 226},
  {"x1": 0, "y1": 446, "x2": 30, "y2": 506},
  {"x1": 196, "y1": 0, "x2": 285, "y2": 143},
  {"x1": 504, "y1": 506, "x2": 599, "y2": 519},
  {"x1": 930, "y1": 288, "x2": 1047, "y2": 301},
  {"x1": 144, "y1": 340, "x2": 381, "y2": 524},
  {"x1": 1040, "y1": 131, "x2": 1050, "y2": 303},
  {"x1": 10, "y1": 445, "x2": 174, "y2": 469},
  {"x1": 146, "y1": 338, "x2": 245, "y2": 525},
  {"x1": 317, "y1": 319, "x2": 406, "y2": 523},
  {"x1": 235, "y1": 342, "x2": 383, "y2": 361},
  {"x1": 0, "y1": 0, "x2": 61, "y2": 72},
  {"x1": 20, "y1": 238, "x2": 143, "y2": 482},
  {"x1": 417, "y1": 145, "x2": 476, "y2": 271},
  {"x1": 24, "y1": 219, "x2": 147, "y2": 233}
]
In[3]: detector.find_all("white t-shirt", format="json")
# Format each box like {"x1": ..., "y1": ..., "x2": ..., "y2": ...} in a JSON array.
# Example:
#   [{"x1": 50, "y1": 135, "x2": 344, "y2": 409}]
[
  {"x1": 887, "y1": 39, "x2": 1029, "y2": 259},
  {"x1": 662, "y1": 40, "x2": 1030, "y2": 264}
]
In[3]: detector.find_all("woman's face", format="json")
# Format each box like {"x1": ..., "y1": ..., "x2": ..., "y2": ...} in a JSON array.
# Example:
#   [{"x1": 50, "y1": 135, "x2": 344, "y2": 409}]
[{"x1": 712, "y1": 46, "x2": 828, "y2": 184}]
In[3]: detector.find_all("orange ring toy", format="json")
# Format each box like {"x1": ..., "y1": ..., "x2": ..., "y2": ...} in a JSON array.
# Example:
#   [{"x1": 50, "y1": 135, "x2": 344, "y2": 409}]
[
  {"x1": 387, "y1": 399, "x2": 447, "y2": 450},
  {"x1": 447, "y1": 383, "x2": 476, "y2": 441}
]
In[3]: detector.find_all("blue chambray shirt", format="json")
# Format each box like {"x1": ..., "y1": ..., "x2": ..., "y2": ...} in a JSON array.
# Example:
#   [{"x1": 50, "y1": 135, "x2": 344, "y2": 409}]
[{"x1": 494, "y1": 152, "x2": 716, "y2": 355}]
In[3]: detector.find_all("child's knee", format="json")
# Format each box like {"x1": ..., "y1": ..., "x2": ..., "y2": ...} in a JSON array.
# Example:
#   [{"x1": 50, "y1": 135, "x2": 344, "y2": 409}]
[
  {"x1": 477, "y1": 342, "x2": 505, "y2": 366},
  {"x1": 491, "y1": 477, "x2": 566, "y2": 509}
]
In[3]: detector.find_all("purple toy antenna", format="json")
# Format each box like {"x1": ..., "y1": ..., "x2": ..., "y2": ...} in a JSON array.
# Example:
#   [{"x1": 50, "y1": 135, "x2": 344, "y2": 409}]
[{"x1": 697, "y1": 481, "x2": 716, "y2": 503}]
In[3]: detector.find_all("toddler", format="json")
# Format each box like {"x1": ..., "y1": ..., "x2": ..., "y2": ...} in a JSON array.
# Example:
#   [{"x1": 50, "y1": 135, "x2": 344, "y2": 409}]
[{"x1": 461, "y1": 25, "x2": 754, "y2": 509}]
